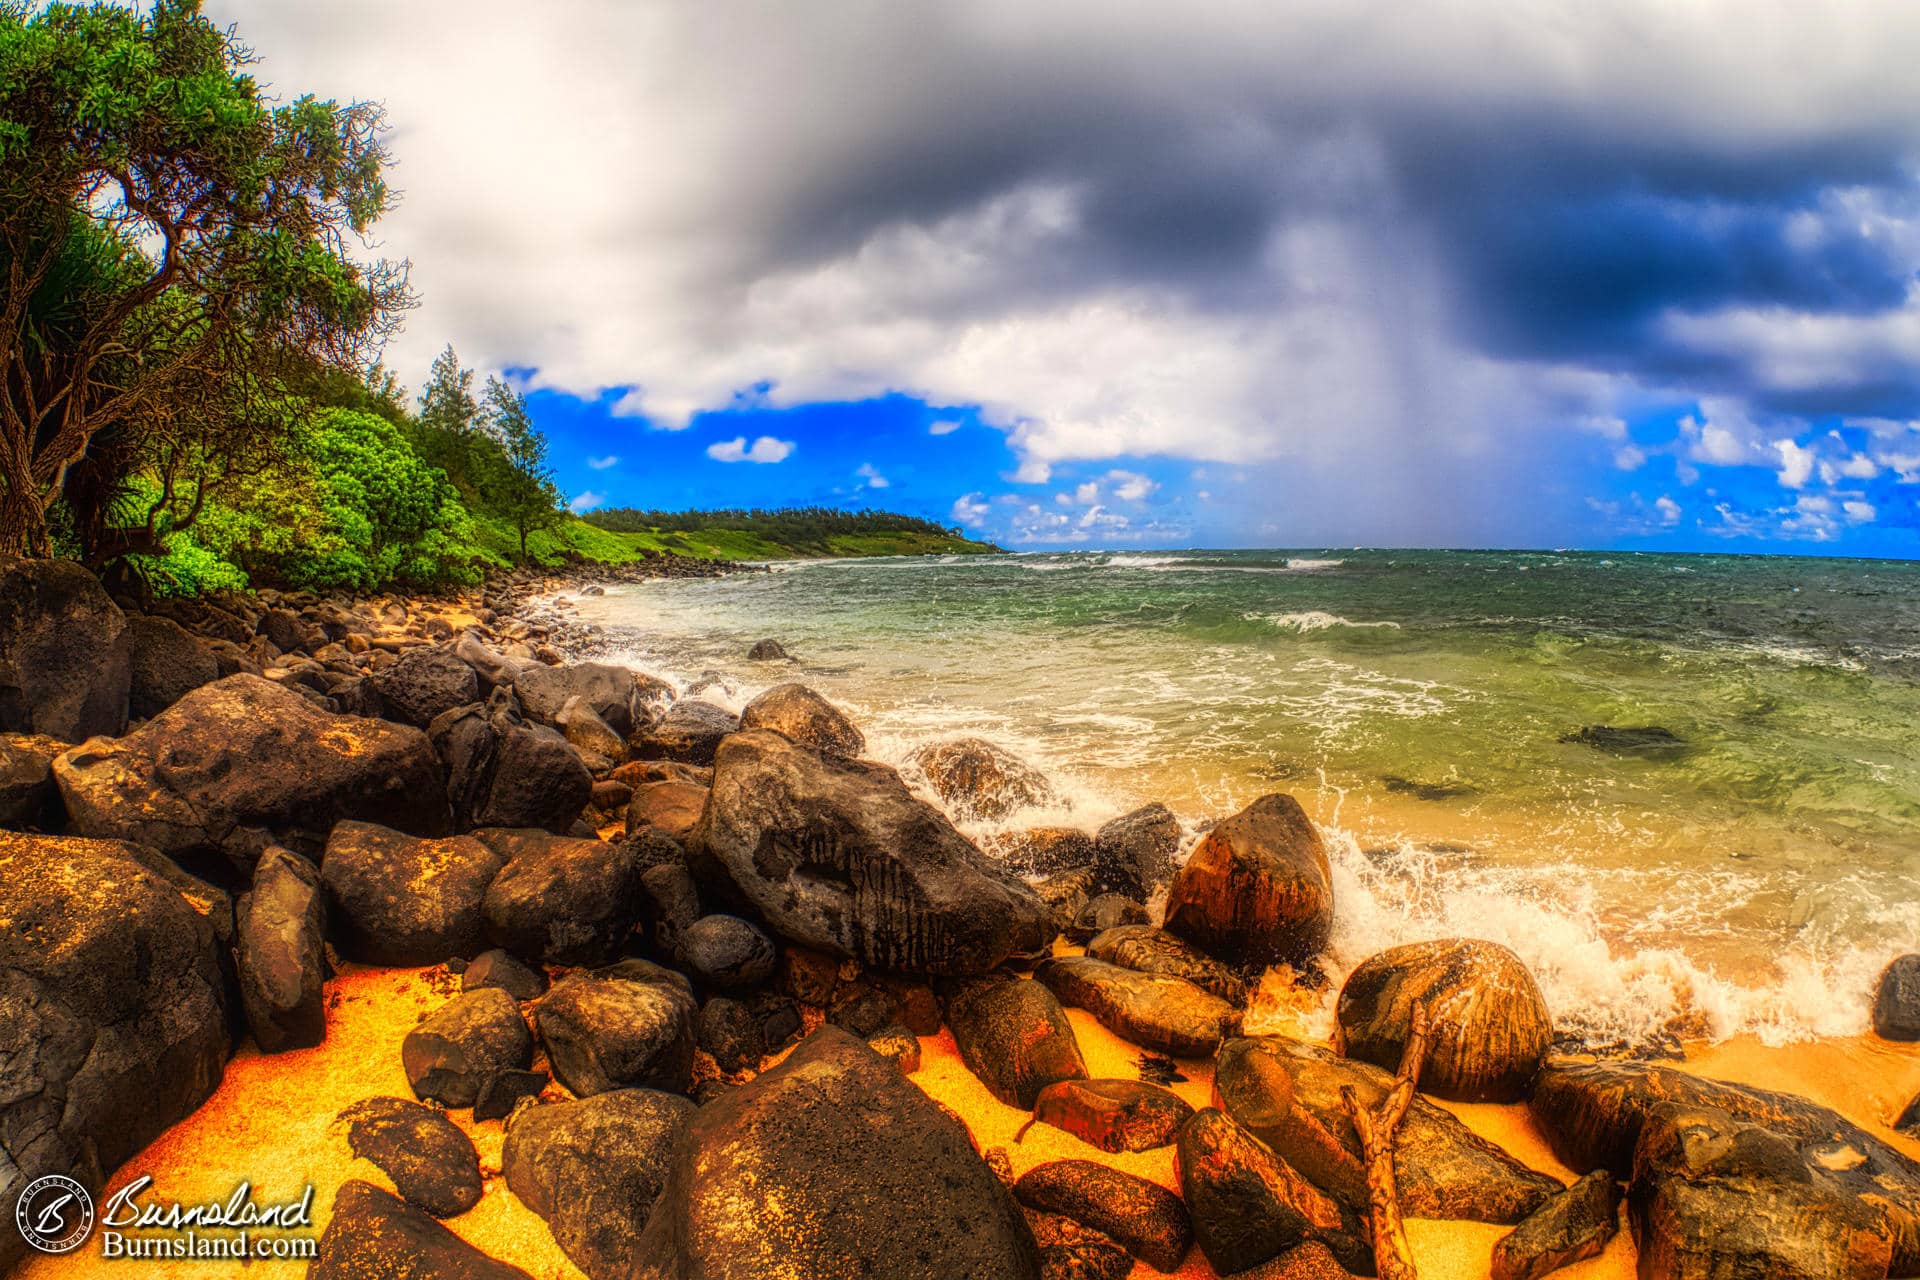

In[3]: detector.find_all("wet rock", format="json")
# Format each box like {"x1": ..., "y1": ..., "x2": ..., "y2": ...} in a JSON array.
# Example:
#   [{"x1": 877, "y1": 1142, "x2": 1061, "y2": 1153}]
[
  {"x1": 0, "y1": 832, "x2": 229, "y2": 1274},
  {"x1": 0, "y1": 731, "x2": 63, "y2": 827},
  {"x1": 1559, "y1": 724, "x2": 1686, "y2": 757},
  {"x1": 311, "y1": 1180, "x2": 532, "y2": 1280},
  {"x1": 0, "y1": 558, "x2": 130, "y2": 741},
  {"x1": 1036, "y1": 865, "x2": 1097, "y2": 937},
  {"x1": 338, "y1": 1096, "x2": 482, "y2": 1218},
  {"x1": 1899, "y1": 1091, "x2": 1920, "y2": 1136},
  {"x1": 1037, "y1": 956, "x2": 1240, "y2": 1057},
  {"x1": 322, "y1": 821, "x2": 503, "y2": 965},
  {"x1": 634, "y1": 698, "x2": 737, "y2": 765},
  {"x1": 697, "y1": 996, "x2": 765, "y2": 1072},
  {"x1": 626, "y1": 779, "x2": 708, "y2": 842},
  {"x1": 502, "y1": 1089, "x2": 695, "y2": 1280},
  {"x1": 739, "y1": 682, "x2": 865, "y2": 758},
  {"x1": 534, "y1": 960, "x2": 698, "y2": 1096},
  {"x1": 691, "y1": 730, "x2": 1052, "y2": 975},
  {"x1": 747, "y1": 638, "x2": 792, "y2": 661},
  {"x1": 677, "y1": 914, "x2": 778, "y2": 991},
  {"x1": 1335, "y1": 937, "x2": 1553, "y2": 1102},
  {"x1": 430, "y1": 692, "x2": 592, "y2": 834},
  {"x1": 58, "y1": 675, "x2": 450, "y2": 870},
  {"x1": 1162, "y1": 793, "x2": 1332, "y2": 968},
  {"x1": 1015, "y1": 1159, "x2": 1192, "y2": 1272},
  {"x1": 1175, "y1": 1107, "x2": 1370, "y2": 1276},
  {"x1": 401, "y1": 986, "x2": 535, "y2": 1108},
  {"x1": 1066, "y1": 892, "x2": 1150, "y2": 942},
  {"x1": 1087, "y1": 924, "x2": 1250, "y2": 1004},
  {"x1": 614, "y1": 757, "x2": 713, "y2": 788},
  {"x1": 1032, "y1": 1078, "x2": 1196, "y2": 1153},
  {"x1": 462, "y1": 948, "x2": 548, "y2": 1001},
  {"x1": 1024, "y1": 1207, "x2": 1134, "y2": 1280},
  {"x1": 997, "y1": 826, "x2": 1098, "y2": 877},
  {"x1": 906, "y1": 735, "x2": 1056, "y2": 821},
  {"x1": 630, "y1": 1026, "x2": 1039, "y2": 1279},
  {"x1": 371, "y1": 645, "x2": 481, "y2": 728},
  {"x1": 777, "y1": 942, "x2": 846, "y2": 1007},
  {"x1": 474, "y1": 827, "x2": 642, "y2": 967},
  {"x1": 512, "y1": 661, "x2": 665, "y2": 738},
  {"x1": 557, "y1": 694, "x2": 628, "y2": 762},
  {"x1": 1872, "y1": 953, "x2": 1920, "y2": 1041},
  {"x1": 235, "y1": 847, "x2": 328, "y2": 1053},
  {"x1": 867, "y1": 1023, "x2": 922, "y2": 1072},
  {"x1": 126, "y1": 614, "x2": 218, "y2": 719},
  {"x1": 1491, "y1": 1170, "x2": 1620, "y2": 1280},
  {"x1": 1093, "y1": 803, "x2": 1181, "y2": 898},
  {"x1": 945, "y1": 976, "x2": 1090, "y2": 1108},
  {"x1": 1215, "y1": 1036, "x2": 1561, "y2": 1223}
]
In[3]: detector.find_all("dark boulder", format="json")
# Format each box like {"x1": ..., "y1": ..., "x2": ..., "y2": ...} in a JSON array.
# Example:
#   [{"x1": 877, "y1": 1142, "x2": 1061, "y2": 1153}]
[
  {"x1": 747, "y1": 638, "x2": 792, "y2": 661},
  {"x1": 1335, "y1": 938, "x2": 1552, "y2": 1102},
  {"x1": 637, "y1": 858, "x2": 702, "y2": 958},
  {"x1": 534, "y1": 960, "x2": 698, "y2": 1096},
  {"x1": 1162, "y1": 793, "x2": 1331, "y2": 968},
  {"x1": 739, "y1": 682, "x2": 865, "y2": 758},
  {"x1": 401, "y1": 986, "x2": 535, "y2": 1109},
  {"x1": 1035, "y1": 865, "x2": 1096, "y2": 937},
  {"x1": 1559, "y1": 724, "x2": 1686, "y2": 757},
  {"x1": 690, "y1": 730, "x2": 1052, "y2": 975},
  {"x1": 57, "y1": 675, "x2": 450, "y2": 870},
  {"x1": 1036, "y1": 956, "x2": 1240, "y2": 1057},
  {"x1": 1175, "y1": 1107, "x2": 1370, "y2": 1275},
  {"x1": 630, "y1": 1026, "x2": 1039, "y2": 1279},
  {"x1": 1087, "y1": 924, "x2": 1249, "y2": 1003},
  {"x1": 430, "y1": 690, "x2": 592, "y2": 834},
  {"x1": 697, "y1": 996, "x2": 766, "y2": 1072},
  {"x1": 260, "y1": 607, "x2": 306, "y2": 654},
  {"x1": 996, "y1": 825, "x2": 1097, "y2": 877},
  {"x1": 1899, "y1": 1091, "x2": 1919, "y2": 1136},
  {"x1": 1229, "y1": 1241, "x2": 1356, "y2": 1280},
  {"x1": 676, "y1": 914, "x2": 778, "y2": 991},
  {"x1": 502, "y1": 1089, "x2": 696, "y2": 1280},
  {"x1": 0, "y1": 558, "x2": 129, "y2": 741},
  {"x1": 1014, "y1": 1159, "x2": 1192, "y2": 1273},
  {"x1": 126, "y1": 613, "x2": 218, "y2": 720},
  {"x1": 371, "y1": 644, "x2": 480, "y2": 728},
  {"x1": 905, "y1": 735, "x2": 1055, "y2": 821},
  {"x1": 512, "y1": 661, "x2": 664, "y2": 738},
  {"x1": 1024, "y1": 1208, "x2": 1134, "y2": 1280},
  {"x1": 1491, "y1": 1170, "x2": 1620, "y2": 1280},
  {"x1": 322, "y1": 821, "x2": 504, "y2": 965},
  {"x1": 635, "y1": 698, "x2": 738, "y2": 765},
  {"x1": 1065, "y1": 892, "x2": 1149, "y2": 942},
  {"x1": 557, "y1": 694, "x2": 628, "y2": 762},
  {"x1": 1872, "y1": 953, "x2": 1920, "y2": 1041},
  {"x1": 474, "y1": 1068, "x2": 549, "y2": 1122},
  {"x1": 1092, "y1": 802, "x2": 1181, "y2": 898},
  {"x1": 462, "y1": 948, "x2": 549, "y2": 1001},
  {"x1": 866, "y1": 1023, "x2": 921, "y2": 1073},
  {"x1": 626, "y1": 779, "x2": 708, "y2": 842},
  {"x1": 235, "y1": 846, "x2": 328, "y2": 1053},
  {"x1": 310, "y1": 1180, "x2": 532, "y2": 1280},
  {"x1": 945, "y1": 976, "x2": 1089, "y2": 1108},
  {"x1": 0, "y1": 731, "x2": 65, "y2": 828},
  {"x1": 338, "y1": 1096, "x2": 482, "y2": 1218},
  {"x1": 475, "y1": 827, "x2": 642, "y2": 967},
  {"x1": 1032, "y1": 1078, "x2": 1196, "y2": 1154}
]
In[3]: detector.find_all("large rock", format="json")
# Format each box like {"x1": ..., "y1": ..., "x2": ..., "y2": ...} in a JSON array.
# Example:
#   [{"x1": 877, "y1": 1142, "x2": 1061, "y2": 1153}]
[
  {"x1": 512, "y1": 661, "x2": 665, "y2": 738},
  {"x1": 56, "y1": 675, "x2": 450, "y2": 869},
  {"x1": 1014, "y1": 1159, "x2": 1192, "y2": 1272},
  {"x1": 1872, "y1": 954, "x2": 1920, "y2": 1041},
  {"x1": 635, "y1": 698, "x2": 738, "y2": 765},
  {"x1": 556, "y1": 694, "x2": 628, "y2": 761},
  {"x1": 1491, "y1": 1170, "x2": 1621, "y2": 1280},
  {"x1": 401, "y1": 986, "x2": 535, "y2": 1109},
  {"x1": 0, "y1": 731, "x2": 64, "y2": 827},
  {"x1": 1175, "y1": 1107, "x2": 1370, "y2": 1276},
  {"x1": 475, "y1": 827, "x2": 643, "y2": 967},
  {"x1": 338, "y1": 1095, "x2": 483, "y2": 1218},
  {"x1": 1036, "y1": 956, "x2": 1240, "y2": 1057},
  {"x1": 675, "y1": 914, "x2": 778, "y2": 991},
  {"x1": 235, "y1": 846, "x2": 328, "y2": 1053},
  {"x1": 534, "y1": 960, "x2": 698, "y2": 1096},
  {"x1": 1092, "y1": 803, "x2": 1181, "y2": 898},
  {"x1": 0, "y1": 832, "x2": 228, "y2": 1272},
  {"x1": 739, "y1": 683, "x2": 865, "y2": 759},
  {"x1": 322, "y1": 821, "x2": 504, "y2": 965},
  {"x1": 1335, "y1": 938, "x2": 1553, "y2": 1102},
  {"x1": 430, "y1": 691, "x2": 592, "y2": 834},
  {"x1": 311, "y1": 1180, "x2": 532, "y2": 1280},
  {"x1": 631, "y1": 1026, "x2": 1039, "y2": 1279},
  {"x1": 1215, "y1": 1035, "x2": 1561, "y2": 1223},
  {"x1": 996, "y1": 826, "x2": 1097, "y2": 877},
  {"x1": 945, "y1": 976, "x2": 1089, "y2": 1108},
  {"x1": 0, "y1": 558, "x2": 129, "y2": 741},
  {"x1": 1024, "y1": 1207, "x2": 1134, "y2": 1280},
  {"x1": 691, "y1": 730, "x2": 1052, "y2": 975},
  {"x1": 905, "y1": 736, "x2": 1055, "y2": 821},
  {"x1": 371, "y1": 644, "x2": 480, "y2": 728},
  {"x1": 1087, "y1": 924, "x2": 1250, "y2": 1004},
  {"x1": 503, "y1": 1089, "x2": 696, "y2": 1280},
  {"x1": 1032, "y1": 1078, "x2": 1195, "y2": 1154},
  {"x1": 1162, "y1": 792, "x2": 1331, "y2": 968},
  {"x1": 125, "y1": 613, "x2": 218, "y2": 720},
  {"x1": 1529, "y1": 1059, "x2": 1920, "y2": 1275},
  {"x1": 626, "y1": 779, "x2": 708, "y2": 842}
]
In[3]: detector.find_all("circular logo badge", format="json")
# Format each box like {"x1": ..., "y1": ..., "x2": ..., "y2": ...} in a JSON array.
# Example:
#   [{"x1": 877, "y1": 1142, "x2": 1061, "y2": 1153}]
[{"x1": 14, "y1": 1175, "x2": 94, "y2": 1255}]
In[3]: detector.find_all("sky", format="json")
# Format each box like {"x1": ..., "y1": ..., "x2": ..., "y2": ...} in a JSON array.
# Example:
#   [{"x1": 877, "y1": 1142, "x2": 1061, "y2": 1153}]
[{"x1": 208, "y1": 1, "x2": 1920, "y2": 556}]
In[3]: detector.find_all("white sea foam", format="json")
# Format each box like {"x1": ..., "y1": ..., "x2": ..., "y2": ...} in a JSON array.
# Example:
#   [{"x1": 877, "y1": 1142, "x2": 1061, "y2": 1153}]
[{"x1": 1250, "y1": 610, "x2": 1402, "y2": 633}]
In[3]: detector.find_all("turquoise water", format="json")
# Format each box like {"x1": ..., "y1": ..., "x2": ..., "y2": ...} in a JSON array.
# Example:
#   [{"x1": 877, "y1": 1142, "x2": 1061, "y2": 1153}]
[{"x1": 572, "y1": 549, "x2": 1920, "y2": 1046}]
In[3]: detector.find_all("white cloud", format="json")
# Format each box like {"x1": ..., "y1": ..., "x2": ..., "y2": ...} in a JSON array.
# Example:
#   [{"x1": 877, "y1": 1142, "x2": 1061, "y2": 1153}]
[
  {"x1": 1655, "y1": 495, "x2": 1681, "y2": 525},
  {"x1": 1105, "y1": 469, "x2": 1159, "y2": 502},
  {"x1": 1845, "y1": 499, "x2": 1877, "y2": 523},
  {"x1": 950, "y1": 492, "x2": 990, "y2": 524},
  {"x1": 587, "y1": 455, "x2": 619, "y2": 470},
  {"x1": 1072, "y1": 481, "x2": 1099, "y2": 505},
  {"x1": 707, "y1": 435, "x2": 795, "y2": 464},
  {"x1": 568, "y1": 490, "x2": 605, "y2": 513},
  {"x1": 928, "y1": 419, "x2": 961, "y2": 436},
  {"x1": 855, "y1": 462, "x2": 890, "y2": 488},
  {"x1": 1773, "y1": 438, "x2": 1816, "y2": 489},
  {"x1": 1614, "y1": 444, "x2": 1647, "y2": 471}
]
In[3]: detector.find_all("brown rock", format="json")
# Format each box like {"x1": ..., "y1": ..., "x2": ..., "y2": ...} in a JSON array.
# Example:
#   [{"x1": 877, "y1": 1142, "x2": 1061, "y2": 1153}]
[
  {"x1": 0, "y1": 731, "x2": 64, "y2": 827},
  {"x1": 1873, "y1": 953, "x2": 1920, "y2": 1041},
  {"x1": 996, "y1": 826, "x2": 1097, "y2": 877},
  {"x1": 322, "y1": 822, "x2": 503, "y2": 966},
  {"x1": 1162, "y1": 793, "x2": 1331, "y2": 967},
  {"x1": 1087, "y1": 924, "x2": 1250, "y2": 1003},
  {"x1": 738, "y1": 683, "x2": 865, "y2": 759},
  {"x1": 1227, "y1": 1240, "x2": 1356, "y2": 1280},
  {"x1": 626, "y1": 780, "x2": 708, "y2": 842},
  {"x1": 1015, "y1": 1158, "x2": 1192, "y2": 1272},
  {"x1": 338, "y1": 1096, "x2": 482, "y2": 1218},
  {"x1": 1175, "y1": 1108, "x2": 1370, "y2": 1275},
  {"x1": 1032, "y1": 1078, "x2": 1196, "y2": 1154},
  {"x1": 1491, "y1": 1170, "x2": 1620, "y2": 1280},
  {"x1": 310, "y1": 1180, "x2": 532, "y2": 1280},
  {"x1": 1036, "y1": 956, "x2": 1240, "y2": 1058},
  {"x1": 1023, "y1": 1208, "x2": 1133, "y2": 1280},
  {"x1": 945, "y1": 976, "x2": 1089, "y2": 1108},
  {"x1": 906, "y1": 736, "x2": 1056, "y2": 822}
]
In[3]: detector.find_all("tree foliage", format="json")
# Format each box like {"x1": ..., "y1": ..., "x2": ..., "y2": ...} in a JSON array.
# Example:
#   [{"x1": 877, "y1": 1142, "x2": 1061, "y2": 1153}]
[
  {"x1": 583, "y1": 505, "x2": 967, "y2": 554},
  {"x1": 479, "y1": 375, "x2": 561, "y2": 560}
]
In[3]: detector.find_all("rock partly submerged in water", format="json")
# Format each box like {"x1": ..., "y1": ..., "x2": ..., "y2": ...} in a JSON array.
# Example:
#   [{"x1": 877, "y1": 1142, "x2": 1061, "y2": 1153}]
[
  {"x1": 1162, "y1": 792, "x2": 1332, "y2": 968},
  {"x1": 1558, "y1": 724, "x2": 1687, "y2": 757},
  {"x1": 906, "y1": 735, "x2": 1057, "y2": 822},
  {"x1": 1036, "y1": 956, "x2": 1241, "y2": 1058},
  {"x1": 631, "y1": 1026, "x2": 1039, "y2": 1279},
  {"x1": 738, "y1": 682, "x2": 865, "y2": 759},
  {"x1": 1872, "y1": 953, "x2": 1920, "y2": 1041}
]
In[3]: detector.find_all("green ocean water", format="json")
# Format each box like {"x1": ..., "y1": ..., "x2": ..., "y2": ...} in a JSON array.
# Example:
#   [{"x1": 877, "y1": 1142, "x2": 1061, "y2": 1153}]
[{"x1": 573, "y1": 549, "x2": 1920, "y2": 1046}]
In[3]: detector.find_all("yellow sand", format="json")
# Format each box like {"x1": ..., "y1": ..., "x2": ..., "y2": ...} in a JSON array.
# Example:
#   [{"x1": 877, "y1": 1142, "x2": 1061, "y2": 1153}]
[{"x1": 19, "y1": 965, "x2": 1920, "y2": 1280}]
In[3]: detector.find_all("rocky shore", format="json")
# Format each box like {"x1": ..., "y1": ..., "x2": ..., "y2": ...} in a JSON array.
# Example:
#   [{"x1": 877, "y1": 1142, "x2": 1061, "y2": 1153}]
[{"x1": 1, "y1": 554, "x2": 1917, "y2": 1279}]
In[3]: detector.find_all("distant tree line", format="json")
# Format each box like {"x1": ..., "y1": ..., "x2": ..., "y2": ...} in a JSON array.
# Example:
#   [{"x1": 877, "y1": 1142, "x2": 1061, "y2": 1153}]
[{"x1": 583, "y1": 505, "x2": 966, "y2": 554}]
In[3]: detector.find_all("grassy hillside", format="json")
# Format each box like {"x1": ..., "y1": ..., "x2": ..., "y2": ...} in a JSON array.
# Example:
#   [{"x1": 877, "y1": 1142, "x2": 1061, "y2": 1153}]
[{"x1": 476, "y1": 512, "x2": 1000, "y2": 565}]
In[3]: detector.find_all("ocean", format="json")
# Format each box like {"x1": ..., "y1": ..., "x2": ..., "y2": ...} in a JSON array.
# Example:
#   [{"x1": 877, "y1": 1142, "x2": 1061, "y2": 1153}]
[{"x1": 569, "y1": 548, "x2": 1920, "y2": 1050}]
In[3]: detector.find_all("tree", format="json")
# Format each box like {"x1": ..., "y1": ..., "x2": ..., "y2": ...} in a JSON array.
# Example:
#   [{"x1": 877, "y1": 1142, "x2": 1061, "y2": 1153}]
[
  {"x1": 479, "y1": 375, "x2": 561, "y2": 560},
  {"x1": 0, "y1": 0, "x2": 410, "y2": 557}
]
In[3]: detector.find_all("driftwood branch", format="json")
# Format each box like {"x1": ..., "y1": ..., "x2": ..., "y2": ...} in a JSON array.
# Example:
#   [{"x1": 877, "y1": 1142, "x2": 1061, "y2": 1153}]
[{"x1": 1340, "y1": 1002, "x2": 1431, "y2": 1280}]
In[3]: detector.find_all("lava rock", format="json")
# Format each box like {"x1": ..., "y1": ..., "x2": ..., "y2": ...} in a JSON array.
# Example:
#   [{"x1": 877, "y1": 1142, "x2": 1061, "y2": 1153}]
[
  {"x1": 235, "y1": 846, "x2": 328, "y2": 1053},
  {"x1": 747, "y1": 638, "x2": 792, "y2": 661},
  {"x1": 1066, "y1": 892, "x2": 1149, "y2": 942},
  {"x1": 535, "y1": 960, "x2": 698, "y2": 1096},
  {"x1": 1872, "y1": 953, "x2": 1920, "y2": 1041},
  {"x1": 1162, "y1": 793, "x2": 1332, "y2": 968},
  {"x1": 905, "y1": 736, "x2": 1056, "y2": 821},
  {"x1": 126, "y1": 613, "x2": 219, "y2": 719},
  {"x1": 1032, "y1": 1078, "x2": 1196, "y2": 1154},
  {"x1": 322, "y1": 821, "x2": 504, "y2": 965},
  {"x1": 1087, "y1": 924, "x2": 1249, "y2": 1004},
  {"x1": 475, "y1": 827, "x2": 643, "y2": 968},
  {"x1": 637, "y1": 859, "x2": 702, "y2": 957},
  {"x1": 0, "y1": 732, "x2": 63, "y2": 827},
  {"x1": 1228, "y1": 1241, "x2": 1356, "y2": 1280},
  {"x1": 0, "y1": 558, "x2": 130, "y2": 741},
  {"x1": 626, "y1": 779, "x2": 708, "y2": 842},
  {"x1": 1175, "y1": 1107, "x2": 1370, "y2": 1275},
  {"x1": 1015, "y1": 1159, "x2": 1192, "y2": 1272},
  {"x1": 867, "y1": 1023, "x2": 922, "y2": 1073},
  {"x1": 512, "y1": 661, "x2": 666, "y2": 739},
  {"x1": 1491, "y1": 1170, "x2": 1621, "y2": 1280},
  {"x1": 338, "y1": 1096, "x2": 483, "y2": 1218},
  {"x1": 829, "y1": 983, "x2": 906, "y2": 1036},
  {"x1": 371, "y1": 645, "x2": 481, "y2": 728},
  {"x1": 634, "y1": 698, "x2": 738, "y2": 765},
  {"x1": 996, "y1": 826, "x2": 1098, "y2": 877},
  {"x1": 677, "y1": 914, "x2": 778, "y2": 991},
  {"x1": 1092, "y1": 803, "x2": 1181, "y2": 898},
  {"x1": 430, "y1": 692, "x2": 593, "y2": 834},
  {"x1": 945, "y1": 976, "x2": 1090, "y2": 1108},
  {"x1": 697, "y1": 996, "x2": 766, "y2": 1072},
  {"x1": 1336, "y1": 938, "x2": 1553, "y2": 1102},
  {"x1": 1036, "y1": 956, "x2": 1240, "y2": 1058},
  {"x1": 691, "y1": 730, "x2": 1052, "y2": 975},
  {"x1": 310, "y1": 1180, "x2": 532, "y2": 1280},
  {"x1": 1024, "y1": 1207, "x2": 1134, "y2": 1280},
  {"x1": 739, "y1": 682, "x2": 866, "y2": 758},
  {"x1": 474, "y1": 1069, "x2": 549, "y2": 1122},
  {"x1": 503, "y1": 1089, "x2": 696, "y2": 1280},
  {"x1": 462, "y1": 948, "x2": 548, "y2": 1001},
  {"x1": 557, "y1": 694, "x2": 628, "y2": 762},
  {"x1": 1035, "y1": 866, "x2": 1096, "y2": 937},
  {"x1": 401, "y1": 987, "x2": 535, "y2": 1108}
]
